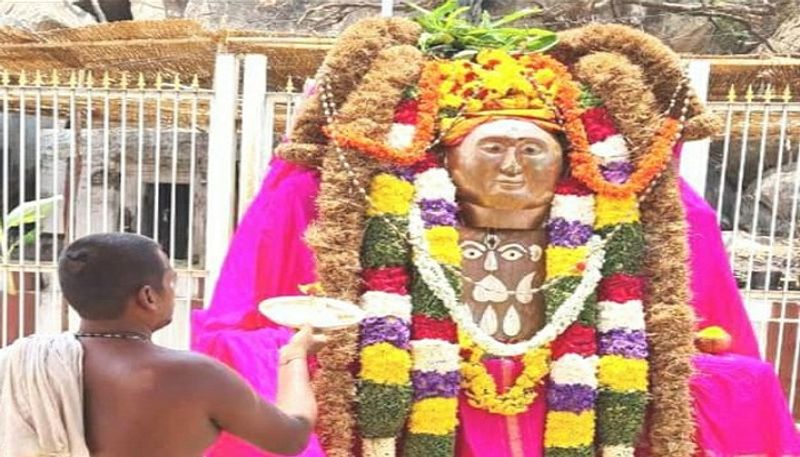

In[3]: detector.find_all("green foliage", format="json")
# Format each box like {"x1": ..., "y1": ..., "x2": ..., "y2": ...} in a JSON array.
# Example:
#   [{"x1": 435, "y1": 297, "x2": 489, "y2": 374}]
[{"x1": 408, "y1": 0, "x2": 558, "y2": 58}]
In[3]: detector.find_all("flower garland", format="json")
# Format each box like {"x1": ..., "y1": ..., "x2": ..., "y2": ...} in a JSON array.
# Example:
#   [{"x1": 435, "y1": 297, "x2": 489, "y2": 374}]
[
  {"x1": 580, "y1": 96, "x2": 650, "y2": 456},
  {"x1": 404, "y1": 159, "x2": 462, "y2": 457},
  {"x1": 460, "y1": 331, "x2": 551, "y2": 415},
  {"x1": 325, "y1": 62, "x2": 442, "y2": 166},
  {"x1": 358, "y1": 172, "x2": 416, "y2": 457},
  {"x1": 542, "y1": 176, "x2": 600, "y2": 457}
]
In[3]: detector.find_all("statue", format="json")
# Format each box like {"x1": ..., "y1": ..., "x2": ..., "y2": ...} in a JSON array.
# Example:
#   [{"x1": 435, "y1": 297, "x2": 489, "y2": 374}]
[{"x1": 192, "y1": 3, "x2": 800, "y2": 457}]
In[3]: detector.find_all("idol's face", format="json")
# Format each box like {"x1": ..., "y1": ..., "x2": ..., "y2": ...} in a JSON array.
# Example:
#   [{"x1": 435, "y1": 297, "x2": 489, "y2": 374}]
[{"x1": 445, "y1": 119, "x2": 563, "y2": 211}]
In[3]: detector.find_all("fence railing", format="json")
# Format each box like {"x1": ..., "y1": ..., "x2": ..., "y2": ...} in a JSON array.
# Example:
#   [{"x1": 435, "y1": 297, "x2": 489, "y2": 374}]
[
  {"x1": 697, "y1": 81, "x2": 800, "y2": 419},
  {"x1": 0, "y1": 56, "x2": 303, "y2": 350}
]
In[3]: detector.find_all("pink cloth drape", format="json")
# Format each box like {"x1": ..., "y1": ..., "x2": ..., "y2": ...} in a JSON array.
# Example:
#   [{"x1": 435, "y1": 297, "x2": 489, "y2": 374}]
[
  {"x1": 192, "y1": 159, "x2": 324, "y2": 457},
  {"x1": 192, "y1": 157, "x2": 799, "y2": 456}
]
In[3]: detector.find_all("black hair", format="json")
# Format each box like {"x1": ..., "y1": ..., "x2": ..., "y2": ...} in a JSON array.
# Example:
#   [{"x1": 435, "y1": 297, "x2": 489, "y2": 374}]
[{"x1": 58, "y1": 233, "x2": 167, "y2": 320}]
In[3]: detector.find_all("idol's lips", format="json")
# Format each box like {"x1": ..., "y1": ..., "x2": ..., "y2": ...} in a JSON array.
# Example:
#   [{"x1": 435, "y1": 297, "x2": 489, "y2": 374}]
[{"x1": 495, "y1": 179, "x2": 525, "y2": 188}]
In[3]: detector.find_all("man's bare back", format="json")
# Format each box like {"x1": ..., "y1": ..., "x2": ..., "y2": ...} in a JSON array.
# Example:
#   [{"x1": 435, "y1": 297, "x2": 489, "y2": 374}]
[
  {"x1": 56, "y1": 233, "x2": 322, "y2": 457},
  {"x1": 82, "y1": 340, "x2": 220, "y2": 456}
]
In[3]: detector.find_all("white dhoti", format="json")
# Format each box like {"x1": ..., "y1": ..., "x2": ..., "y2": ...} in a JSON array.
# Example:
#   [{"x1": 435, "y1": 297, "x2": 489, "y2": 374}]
[{"x1": 0, "y1": 333, "x2": 90, "y2": 457}]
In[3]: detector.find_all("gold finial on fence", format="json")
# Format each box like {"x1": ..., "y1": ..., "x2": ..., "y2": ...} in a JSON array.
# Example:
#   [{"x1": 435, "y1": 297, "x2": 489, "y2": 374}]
[
  {"x1": 173, "y1": 73, "x2": 181, "y2": 90},
  {"x1": 156, "y1": 72, "x2": 163, "y2": 90},
  {"x1": 34, "y1": 70, "x2": 43, "y2": 87},
  {"x1": 18, "y1": 70, "x2": 27, "y2": 86},
  {"x1": 191, "y1": 74, "x2": 199, "y2": 90},
  {"x1": 782, "y1": 85, "x2": 792, "y2": 103},
  {"x1": 120, "y1": 71, "x2": 129, "y2": 90},
  {"x1": 51, "y1": 69, "x2": 60, "y2": 87},
  {"x1": 102, "y1": 71, "x2": 111, "y2": 89},
  {"x1": 1, "y1": 69, "x2": 10, "y2": 87},
  {"x1": 763, "y1": 84, "x2": 774, "y2": 103},
  {"x1": 286, "y1": 77, "x2": 295, "y2": 93},
  {"x1": 137, "y1": 72, "x2": 146, "y2": 90},
  {"x1": 727, "y1": 84, "x2": 737, "y2": 103},
  {"x1": 745, "y1": 84, "x2": 754, "y2": 103},
  {"x1": 69, "y1": 70, "x2": 77, "y2": 88},
  {"x1": 86, "y1": 71, "x2": 94, "y2": 89}
]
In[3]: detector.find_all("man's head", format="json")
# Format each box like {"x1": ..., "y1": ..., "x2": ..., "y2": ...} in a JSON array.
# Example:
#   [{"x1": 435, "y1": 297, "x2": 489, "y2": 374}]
[
  {"x1": 445, "y1": 119, "x2": 563, "y2": 229},
  {"x1": 58, "y1": 233, "x2": 176, "y2": 330}
]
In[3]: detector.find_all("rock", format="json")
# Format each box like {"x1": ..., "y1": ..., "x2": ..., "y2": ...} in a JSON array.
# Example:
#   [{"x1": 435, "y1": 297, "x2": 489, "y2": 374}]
[{"x1": 739, "y1": 162, "x2": 799, "y2": 238}]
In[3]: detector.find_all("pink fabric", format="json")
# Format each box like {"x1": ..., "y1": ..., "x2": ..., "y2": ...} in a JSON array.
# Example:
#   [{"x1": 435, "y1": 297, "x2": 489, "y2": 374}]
[
  {"x1": 681, "y1": 179, "x2": 761, "y2": 358},
  {"x1": 692, "y1": 353, "x2": 800, "y2": 456},
  {"x1": 458, "y1": 359, "x2": 546, "y2": 457},
  {"x1": 192, "y1": 158, "x2": 325, "y2": 457},
  {"x1": 193, "y1": 156, "x2": 799, "y2": 456}
]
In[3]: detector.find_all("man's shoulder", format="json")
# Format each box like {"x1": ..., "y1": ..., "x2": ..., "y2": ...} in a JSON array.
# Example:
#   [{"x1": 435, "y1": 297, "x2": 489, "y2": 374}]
[{"x1": 148, "y1": 347, "x2": 238, "y2": 385}]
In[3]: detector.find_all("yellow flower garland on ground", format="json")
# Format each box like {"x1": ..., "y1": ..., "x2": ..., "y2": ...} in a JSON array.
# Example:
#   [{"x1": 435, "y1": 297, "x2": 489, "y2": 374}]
[{"x1": 459, "y1": 333, "x2": 552, "y2": 415}]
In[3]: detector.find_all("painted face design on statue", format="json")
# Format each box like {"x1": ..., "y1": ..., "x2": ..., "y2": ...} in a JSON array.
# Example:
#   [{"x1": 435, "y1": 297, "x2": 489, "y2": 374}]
[
  {"x1": 459, "y1": 228, "x2": 547, "y2": 342},
  {"x1": 446, "y1": 119, "x2": 563, "y2": 214}
]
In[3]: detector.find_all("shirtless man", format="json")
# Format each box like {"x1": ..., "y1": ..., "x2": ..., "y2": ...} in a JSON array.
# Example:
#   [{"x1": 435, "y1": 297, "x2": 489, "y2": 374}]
[{"x1": 59, "y1": 233, "x2": 322, "y2": 456}]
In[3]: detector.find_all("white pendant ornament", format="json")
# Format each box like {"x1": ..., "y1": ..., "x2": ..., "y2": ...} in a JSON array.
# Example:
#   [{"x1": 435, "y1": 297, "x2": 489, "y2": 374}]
[
  {"x1": 514, "y1": 272, "x2": 537, "y2": 304},
  {"x1": 472, "y1": 274, "x2": 509, "y2": 303},
  {"x1": 479, "y1": 306, "x2": 499, "y2": 335},
  {"x1": 503, "y1": 306, "x2": 522, "y2": 337}
]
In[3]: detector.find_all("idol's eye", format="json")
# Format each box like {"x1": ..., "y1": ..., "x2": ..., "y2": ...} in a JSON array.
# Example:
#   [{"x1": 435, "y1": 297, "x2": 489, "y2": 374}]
[
  {"x1": 480, "y1": 142, "x2": 504, "y2": 154},
  {"x1": 520, "y1": 144, "x2": 543, "y2": 156},
  {"x1": 499, "y1": 247, "x2": 526, "y2": 261},
  {"x1": 462, "y1": 247, "x2": 484, "y2": 260}
]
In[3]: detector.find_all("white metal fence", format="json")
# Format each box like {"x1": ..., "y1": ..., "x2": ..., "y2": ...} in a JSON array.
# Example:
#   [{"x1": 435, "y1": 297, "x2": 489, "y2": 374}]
[
  {"x1": 0, "y1": 55, "x2": 302, "y2": 350},
  {"x1": 686, "y1": 71, "x2": 800, "y2": 419}
]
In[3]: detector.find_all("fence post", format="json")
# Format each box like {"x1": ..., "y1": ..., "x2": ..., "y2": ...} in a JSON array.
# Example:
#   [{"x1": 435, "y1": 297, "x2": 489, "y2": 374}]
[
  {"x1": 680, "y1": 59, "x2": 712, "y2": 197},
  {"x1": 238, "y1": 55, "x2": 268, "y2": 220},
  {"x1": 204, "y1": 54, "x2": 240, "y2": 307},
  {"x1": 381, "y1": 0, "x2": 394, "y2": 16}
]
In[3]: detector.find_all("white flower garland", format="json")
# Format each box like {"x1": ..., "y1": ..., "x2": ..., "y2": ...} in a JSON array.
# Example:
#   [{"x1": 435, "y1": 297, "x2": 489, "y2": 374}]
[
  {"x1": 602, "y1": 445, "x2": 635, "y2": 457},
  {"x1": 363, "y1": 437, "x2": 396, "y2": 457},
  {"x1": 361, "y1": 291, "x2": 413, "y2": 320},
  {"x1": 549, "y1": 194, "x2": 596, "y2": 226},
  {"x1": 411, "y1": 339, "x2": 462, "y2": 373},
  {"x1": 550, "y1": 354, "x2": 600, "y2": 388},
  {"x1": 596, "y1": 300, "x2": 646, "y2": 333},
  {"x1": 414, "y1": 168, "x2": 457, "y2": 202},
  {"x1": 387, "y1": 124, "x2": 416, "y2": 150},
  {"x1": 408, "y1": 196, "x2": 607, "y2": 357},
  {"x1": 589, "y1": 134, "x2": 630, "y2": 164}
]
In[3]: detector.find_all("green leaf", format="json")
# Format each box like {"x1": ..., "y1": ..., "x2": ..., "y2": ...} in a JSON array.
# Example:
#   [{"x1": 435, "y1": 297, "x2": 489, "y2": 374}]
[
  {"x1": 489, "y1": 7, "x2": 540, "y2": 28},
  {"x1": 4, "y1": 195, "x2": 62, "y2": 230}
]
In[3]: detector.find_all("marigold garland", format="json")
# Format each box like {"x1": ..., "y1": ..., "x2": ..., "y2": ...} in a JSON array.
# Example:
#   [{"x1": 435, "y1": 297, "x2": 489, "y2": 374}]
[
  {"x1": 459, "y1": 333, "x2": 552, "y2": 415},
  {"x1": 325, "y1": 62, "x2": 442, "y2": 165}
]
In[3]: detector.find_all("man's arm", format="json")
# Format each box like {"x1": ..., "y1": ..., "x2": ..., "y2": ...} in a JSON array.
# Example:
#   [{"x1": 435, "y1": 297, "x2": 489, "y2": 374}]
[{"x1": 201, "y1": 327, "x2": 324, "y2": 456}]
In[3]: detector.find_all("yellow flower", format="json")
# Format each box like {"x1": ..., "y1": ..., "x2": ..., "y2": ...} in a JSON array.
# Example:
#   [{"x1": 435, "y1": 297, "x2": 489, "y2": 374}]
[
  {"x1": 534, "y1": 68, "x2": 557, "y2": 86},
  {"x1": 465, "y1": 98, "x2": 484, "y2": 112},
  {"x1": 598, "y1": 355, "x2": 648, "y2": 392},
  {"x1": 544, "y1": 411, "x2": 596, "y2": 448},
  {"x1": 460, "y1": 344, "x2": 550, "y2": 415},
  {"x1": 497, "y1": 93, "x2": 531, "y2": 110},
  {"x1": 408, "y1": 398, "x2": 459, "y2": 435},
  {"x1": 425, "y1": 226, "x2": 462, "y2": 266},
  {"x1": 545, "y1": 246, "x2": 589, "y2": 279},
  {"x1": 476, "y1": 48, "x2": 514, "y2": 67},
  {"x1": 440, "y1": 93, "x2": 464, "y2": 110},
  {"x1": 482, "y1": 72, "x2": 512, "y2": 96},
  {"x1": 367, "y1": 174, "x2": 415, "y2": 216},
  {"x1": 359, "y1": 343, "x2": 412, "y2": 385},
  {"x1": 595, "y1": 194, "x2": 640, "y2": 228}
]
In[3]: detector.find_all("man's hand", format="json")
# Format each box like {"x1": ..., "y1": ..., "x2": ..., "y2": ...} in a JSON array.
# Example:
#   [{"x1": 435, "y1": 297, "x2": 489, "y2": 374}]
[{"x1": 280, "y1": 326, "x2": 327, "y2": 364}]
